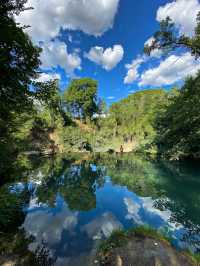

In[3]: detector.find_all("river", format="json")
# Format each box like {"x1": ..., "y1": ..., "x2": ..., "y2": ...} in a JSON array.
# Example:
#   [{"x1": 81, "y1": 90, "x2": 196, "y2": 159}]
[{"x1": 0, "y1": 153, "x2": 200, "y2": 265}]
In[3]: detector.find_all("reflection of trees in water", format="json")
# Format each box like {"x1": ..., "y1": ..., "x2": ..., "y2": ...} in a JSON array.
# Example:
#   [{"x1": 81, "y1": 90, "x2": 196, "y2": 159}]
[
  {"x1": 151, "y1": 160, "x2": 200, "y2": 252},
  {"x1": 36, "y1": 159, "x2": 105, "y2": 211},
  {"x1": 3, "y1": 231, "x2": 55, "y2": 266},
  {"x1": 1, "y1": 153, "x2": 200, "y2": 261},
  {"x1": 94, "y1": 154, "x2": 200, "y2": 251},
  {"x1": 154, "y1": 198, "x2": 200, "y2": 251},
  {"x1": 94, "y1": 153, "x2": 163, "y2": 198},
  {"x1": 31, "y1": 245, "x2": 55, "y2": 266},
  {"x1": 0, "y1": 184, "x2": 31, "y2": 233},
  {"x1": 0, "y1": 154, "x2": 82, "y2": 265},
  {"x1": 60, "y1": 161, "x2": 105, "y2": 211}
]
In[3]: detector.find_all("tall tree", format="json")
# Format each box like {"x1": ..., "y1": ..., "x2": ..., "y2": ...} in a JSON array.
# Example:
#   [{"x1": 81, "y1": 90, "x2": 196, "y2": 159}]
[
  {"x1": 156, "y1": 72, "x2": 200, "y2": 160},
  {"x1": 144, "y1": 11, "x2": 200, "y2": 159},
  {"x1": 64, "y1": 78, "x2": 98, "y2": 121},
  {"x1": 0, "y1": 0, "x2": 41, "y2": 139},
  {"x1": 33, "y1": 80, "x2": 62, "y2": 127}
]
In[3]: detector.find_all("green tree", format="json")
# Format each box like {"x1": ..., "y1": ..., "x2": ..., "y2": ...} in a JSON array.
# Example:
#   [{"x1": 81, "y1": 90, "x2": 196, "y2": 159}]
[
  {"x1": 33, "y1": 79, "x2": 62, "y2": 128},
  {"x1": 144, "y1": 13, "x2": 200, "y2": 59},
  {"x1": 0, "y1": 0, "x2": 41, "y2": 146},
  {"x1": 64, "y1": 78, "x2": 98, "y2": 121},
  {"x1": 143, "y1": 11, "x2": 200, "y2": 160},
  {"x1": 109, "y1": 89, "x2": 167, "y2": 140},
  {"x1": 156, "y1": 72, "x2": 200, "y2": 160}
]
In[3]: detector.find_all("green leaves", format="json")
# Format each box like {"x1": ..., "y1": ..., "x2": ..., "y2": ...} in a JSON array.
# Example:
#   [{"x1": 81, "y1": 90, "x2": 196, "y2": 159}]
[
  {"x1": 0, "y1": 0, "x2": 41, "y2": 154},
  {"x1": 63, "y1": 78, "x2": 98, "y2": 120},
  {"x1": 109, "y1": 89, "x2": 167, "y2": 141},
  {"x1": 156, "y1": 72, "x2": 200, "y2": 159},
  {"x1": 144, "y1": 12, "x2": 200, "y2": 59}
]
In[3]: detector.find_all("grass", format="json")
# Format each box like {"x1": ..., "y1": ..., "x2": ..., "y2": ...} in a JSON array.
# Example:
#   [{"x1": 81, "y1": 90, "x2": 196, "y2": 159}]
[
  {"x1": 98, "y1": 230, "x2": 129, "y2": 254},
  {"x1": 98, "y1": 225, "x2": 171, "y2": 254},
  {"x1": 132, "y1": 225, "x2": 171, "y2": 243},
  {"x1": 184, "y1": 250, "x2": 200, "y2": 265}
]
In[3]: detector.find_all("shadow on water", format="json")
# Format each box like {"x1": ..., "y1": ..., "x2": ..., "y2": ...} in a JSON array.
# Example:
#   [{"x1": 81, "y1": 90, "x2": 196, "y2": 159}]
[{"x1": 0, "y1": 153, "x2": 200, "y2": 265}]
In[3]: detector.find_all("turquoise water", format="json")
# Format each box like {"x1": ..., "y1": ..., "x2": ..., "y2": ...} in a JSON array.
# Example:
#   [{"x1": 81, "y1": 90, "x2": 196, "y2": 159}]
[{"x1": 0, "y1": 153, "x2": 200, "y2": 265}]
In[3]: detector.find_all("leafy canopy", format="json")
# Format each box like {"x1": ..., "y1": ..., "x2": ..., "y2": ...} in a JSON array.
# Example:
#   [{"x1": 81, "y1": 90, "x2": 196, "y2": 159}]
[
  {"x1": 64, "y1": 78, "x2": 98, "y2": 120},
  {"x1": 0, "y1": 0, "x2": 41, "y2": 111},
  {"x1": 156, "y1": 72, "x2": 200, "y2": 159},
  {"x1": 109, "y1": 89, "x2": 167, "y2": 139},
  {"x1": 0, "y1": 0, "x2": 41, "y2": 143}
]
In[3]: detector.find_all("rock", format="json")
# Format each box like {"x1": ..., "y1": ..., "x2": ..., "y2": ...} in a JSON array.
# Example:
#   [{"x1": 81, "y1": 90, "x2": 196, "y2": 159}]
[
  {"x1": 98, "y1": 235, "x2": 195, "y2": 266},
  {"x1": 116, "y1": 255, "x2": 122, "y2": 266}
]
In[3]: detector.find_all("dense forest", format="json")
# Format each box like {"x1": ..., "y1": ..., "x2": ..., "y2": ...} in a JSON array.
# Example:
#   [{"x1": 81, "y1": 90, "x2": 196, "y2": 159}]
[{"x1": 1, "y1": 0, "x2": 200, "y2": 169}]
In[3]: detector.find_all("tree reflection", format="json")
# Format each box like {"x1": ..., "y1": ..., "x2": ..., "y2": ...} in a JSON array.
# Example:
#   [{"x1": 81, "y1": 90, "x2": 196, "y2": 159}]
[
  {"x1": 1, "y1": 152, "x2": 200, "y2": 261},
  {"x1": 152, "y1": 160, "x2": 200, "y2": 251},
  {"x1": 36, "y1": 159, "x2": 105, "y2": 211},
  {"x1": 60, "y1": 161, "x2": 105, "y2": 211},
  {"x1": 94, "y1": 153, "x2": 163, "y2": 198},
  {"x1": 93, "y1": 153, "x2": 200, "y2": 251},
  {"x1": 0, "y1": 183, "x2": 54, "y2": 265},
  {"x1": 0, "y1": 229, "x2": 55, "y2": 266}
]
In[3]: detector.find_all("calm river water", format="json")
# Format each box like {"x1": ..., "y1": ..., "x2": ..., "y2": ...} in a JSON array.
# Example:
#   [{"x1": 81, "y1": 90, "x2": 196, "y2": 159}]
[{"x1": 0, "y1": 153, "x2": 200, "y2": 265}]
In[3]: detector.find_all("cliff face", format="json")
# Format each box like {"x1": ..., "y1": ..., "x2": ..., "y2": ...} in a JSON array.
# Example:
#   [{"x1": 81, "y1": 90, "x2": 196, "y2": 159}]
[{"x1": 49, "y1": 131, "x2": 64, "y2": 153}]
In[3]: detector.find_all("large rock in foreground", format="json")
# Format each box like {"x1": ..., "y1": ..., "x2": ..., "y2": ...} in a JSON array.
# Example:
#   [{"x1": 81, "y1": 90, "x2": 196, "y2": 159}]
[{"x1": 97, "y1": 229, "x2": 196, "y2": 266}]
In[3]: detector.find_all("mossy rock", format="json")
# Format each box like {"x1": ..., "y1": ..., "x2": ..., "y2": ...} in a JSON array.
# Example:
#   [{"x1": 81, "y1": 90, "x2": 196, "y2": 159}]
[{"x1": 97, "y1": 227, "x2": 198, "y2": 266}]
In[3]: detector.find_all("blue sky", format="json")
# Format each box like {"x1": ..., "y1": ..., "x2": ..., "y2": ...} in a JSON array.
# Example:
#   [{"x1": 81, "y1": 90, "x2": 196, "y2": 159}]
[{"x1": 17, "y1": 0, "x2": 200, "y2": 104}]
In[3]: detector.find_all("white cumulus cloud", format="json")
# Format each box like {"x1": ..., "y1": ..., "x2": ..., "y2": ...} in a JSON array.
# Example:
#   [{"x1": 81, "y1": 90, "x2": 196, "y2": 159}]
[
  {"x1": 124, "y1": 56, "x2": 146, "y2": 84},
  {"x1": 157, "y1": 0, "x2": 200, "y2": 36},
  {"x1": 107, "y1": 96, "x2": 115, "y2": 100},
  {"x1": 36, "y1": 73, "x2": 61, "y2": 82},
  {"x1": 16, "y1": 0, "x2": 120, "y2": 41},
  {"x1": 40, "y1": 40, "x2": 81, "y2": 76},
  {"x1": 139, "y1": 52, "x2": 200, "y2": 87},
  {"x1": 124, "y1": 37, "x2": 163, "y2": 85},
  {"x1": 85, "y1": 45, "x2": 124, "y2": 71}
]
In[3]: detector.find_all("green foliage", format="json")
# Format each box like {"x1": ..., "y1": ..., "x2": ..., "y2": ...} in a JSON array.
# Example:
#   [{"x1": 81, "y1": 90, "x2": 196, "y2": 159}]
[
  {"x1": 0, "y1": 2, "x2": 69, "y2": 161},
  {"x1": 132, "y1": 225, "x2": 171, "y2": 242},
  {"x1": 0, "y1": 0, "x2": 199, "y2": 171},
  {"x1": 0, "y1": 185, "x2": 30, "y2": 232},
  {"x1": 64, "y1": 78, "x2": 98, "y2": 120},
  {"x1": 144, "y1": 13, "x2": 200, "y2": 58},
  {"x1": 0, "y1": 230, "x2": 54, "y2": 266},
  {"x1": 111, "y1": 89, "x2": 166, "y2": 137},
  {"x1": 95, "y1": 89, "x2": 168, "y2": 152},
  {"x1": 33, "y1": 79, "x2": 66, "y2": 128},
  {"x1": 156, "y1": 72, "x2": 200, "y2": 160},
  {"x1": 0, "y1": 0, "x2": 43, "y2": 163},
  {"x1": 98, "y1": 230, "x2": 129, "y2": 253},
  {"x1": 0, "y1": 78, "x2": 69, "y2": 158},
  {"x1": 98, "y1": 226, "x2": 170, "y2": 255},
  {"x1": 0, "y1": 0, "x2": 41, "y2": 134},
  {"x1": 61, "y1": 124, "x2": 92, "y2": 152},
  {"x1": 35, "y1": 159, "x2": 104, "y2": 211},
  {"x1": 96, "y1": 153, "x2": 162, "y2": 197},
  {"x1": 1, "y1": 1, "x2": 199, "y2": 162}
]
